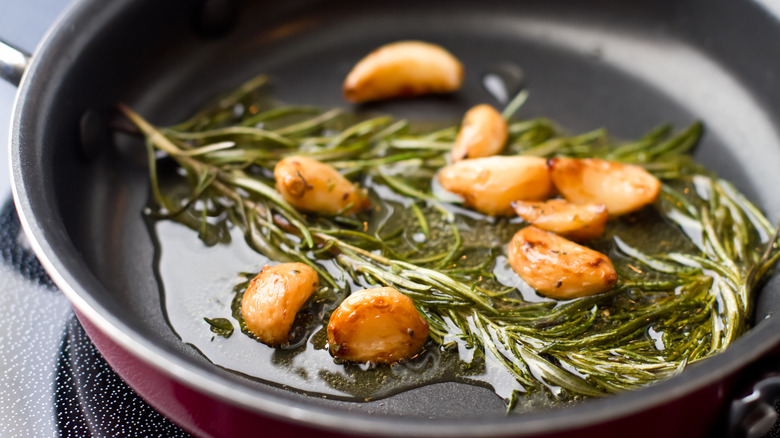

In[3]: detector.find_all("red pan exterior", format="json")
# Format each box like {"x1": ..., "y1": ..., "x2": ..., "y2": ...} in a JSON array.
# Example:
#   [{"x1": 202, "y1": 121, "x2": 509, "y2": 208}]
[{"x1": 78, "y1": 307, "x2": 736, "y2": 438}]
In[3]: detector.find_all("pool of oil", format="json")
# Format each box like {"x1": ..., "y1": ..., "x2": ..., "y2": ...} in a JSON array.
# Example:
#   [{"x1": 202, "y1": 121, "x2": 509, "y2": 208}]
[
  {"x1": 149, "y1": 165, "x2": 703, "y2": 409},
  {"x1": 152, "y1": 212, "x2": 528, "y2": 403},
  {"x1": 145, "y1": 65, "x2": 711, "y2": 406}
]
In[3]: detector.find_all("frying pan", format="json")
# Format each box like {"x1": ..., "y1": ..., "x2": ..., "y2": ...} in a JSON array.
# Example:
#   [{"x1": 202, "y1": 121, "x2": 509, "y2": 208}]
[{"x1": 5, "y1": 0, "x2": 780, "y2": 436}]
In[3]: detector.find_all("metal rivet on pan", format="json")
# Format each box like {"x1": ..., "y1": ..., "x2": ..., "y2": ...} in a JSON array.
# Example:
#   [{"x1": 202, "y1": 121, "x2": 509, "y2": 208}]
[
  {"x1": 590, "y1": 46, "x2": 604, "y2": 61},
  {"x1": 740, "y1": 401, "x2": 777, "y2": 438},
  {"x1": 481, "y1": 63, "x2": 526, "y2": 105},
  {"x1": 79, "y1": 109, "x2": 112, "y2": 162},
  {"x1": 193, "y1": 0, "x2": 237, "y2": 38}
]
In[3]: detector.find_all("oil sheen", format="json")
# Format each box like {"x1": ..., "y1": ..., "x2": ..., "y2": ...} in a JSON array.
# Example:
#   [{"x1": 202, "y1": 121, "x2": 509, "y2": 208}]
[{"x1": 150, "y1": 173, "x2": 695, "y2": 410}]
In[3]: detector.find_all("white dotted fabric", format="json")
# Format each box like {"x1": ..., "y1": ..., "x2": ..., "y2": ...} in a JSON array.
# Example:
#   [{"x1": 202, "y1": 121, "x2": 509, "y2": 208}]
[
  {"x1": 55, "y1": 316, "x2": 189, "y2": 437},
  {"x1": 0, "y1": 261, "x2": 70, "y2": 437},
  {"x1": 0, "y1": 201, "x2": 188, "y2": 437}
]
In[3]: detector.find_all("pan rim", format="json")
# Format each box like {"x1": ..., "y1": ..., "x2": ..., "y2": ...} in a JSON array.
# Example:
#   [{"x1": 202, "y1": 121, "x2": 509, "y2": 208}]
[{"x1": 10, "y1": 0, "x2": 780, "y2": 435}]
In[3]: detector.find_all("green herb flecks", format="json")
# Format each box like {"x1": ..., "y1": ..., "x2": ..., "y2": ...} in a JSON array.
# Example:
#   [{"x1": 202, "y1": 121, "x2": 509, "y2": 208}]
[{"x1": 204, "y1": 317, "x2": 235, "y2": 338}]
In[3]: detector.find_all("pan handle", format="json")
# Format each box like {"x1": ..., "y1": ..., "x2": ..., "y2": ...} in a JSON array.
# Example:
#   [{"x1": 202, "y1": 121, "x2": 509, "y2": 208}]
[
  {"x1": 728, "y1": 365, "x2": 780, "y2": 438},
  {"x1": 0, "y1": 40, "x2": 30, "y2": 86}
]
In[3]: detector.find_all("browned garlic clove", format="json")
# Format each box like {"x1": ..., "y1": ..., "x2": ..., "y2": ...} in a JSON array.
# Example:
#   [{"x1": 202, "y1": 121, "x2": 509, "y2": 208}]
[
  {"x1": 343, "y1": 41, "x2": 464, "y2": 103},
  {"x1": 241, "y1": 263, "x2": 319, "y2": 346},
  {"x1": 327, "y1": 287, "x2": 429, "y2": 364},
  {"x1": 274, "y1": 156, "x2": 369, "y2": 215},
  {"x1": 511, "y1": 199, "x2": 608, "y2": 240},
  {"x1": 548, "y1": 158, "x2": 661, "y2": 216},
  {"x1": 508, "y1": 226, "x2": 617, "y2": 299},
  {"x1": 437, "y1": 156, "x2": 553, "y2": 216},
  {"x1": 451, "y1": 104, "x2": 508, "y2": 162}
]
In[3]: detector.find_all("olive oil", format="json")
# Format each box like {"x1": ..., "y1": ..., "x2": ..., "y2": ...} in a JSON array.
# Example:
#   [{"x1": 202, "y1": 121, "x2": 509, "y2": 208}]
[
  {"x1": 151, "y1": 172, "x2": 713, "y2": 409},
  {"x1": 121, "y1": 73, "x2": 779, "y2": 412}
]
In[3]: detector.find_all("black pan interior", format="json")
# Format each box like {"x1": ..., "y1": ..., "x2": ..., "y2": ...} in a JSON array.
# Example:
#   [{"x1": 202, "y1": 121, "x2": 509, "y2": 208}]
[{"x1": 13, "y1": 0, "x2": 780, "y2": 433}]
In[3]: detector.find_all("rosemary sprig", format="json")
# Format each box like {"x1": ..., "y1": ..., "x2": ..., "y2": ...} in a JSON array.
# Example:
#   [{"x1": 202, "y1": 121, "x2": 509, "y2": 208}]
[{"x1": 119, "y1": 73, "x2": 780, "y2": 406}]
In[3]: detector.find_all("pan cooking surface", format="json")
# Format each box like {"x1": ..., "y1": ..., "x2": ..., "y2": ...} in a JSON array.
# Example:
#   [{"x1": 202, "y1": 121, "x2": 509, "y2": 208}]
[
  {"x1": 138, "y1": 1, "x2": 780, "y2": 413},
  {"x1": 15, "y1": 0, "x2": 780, "y2": 431},
  {"x1": 119, "y1": 0, "x2": 780, "y2": 417}
]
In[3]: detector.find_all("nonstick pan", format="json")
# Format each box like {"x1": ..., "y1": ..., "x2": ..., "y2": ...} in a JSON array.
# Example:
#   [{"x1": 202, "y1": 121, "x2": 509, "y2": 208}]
[{"x1": 5, "y1": 0, "x2": 780, "y2": 437}]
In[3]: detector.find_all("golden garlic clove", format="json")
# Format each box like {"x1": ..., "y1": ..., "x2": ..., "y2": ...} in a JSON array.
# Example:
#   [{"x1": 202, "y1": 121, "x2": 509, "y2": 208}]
[
  {"x1": 508, "y1": 226, "x2": 617, "y2": 300},
  {"x1": 451, "y1": 104, "x2": 508, "y2": 162},
  {"x1": 548, "y1": 158, "x2": 661, "y2": 216},
  {"x1": 274, "y1": 156, "x2": 369, "y2": 215},
  {"x1": 511, "y1": 199, "x2": 608, "y2": 240},
  {"x1": 343, "y1": 41, "x2": 464, "y2": 103},
  {"x1": 327, "y1": 287, "x2": 429, "y2": 364},
  {"x1": 437, "y1": 156, "x2": 553, "y2": 216},
  {"x1": 241, "y1": 263, "x2": 319, "y2": 346}
]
